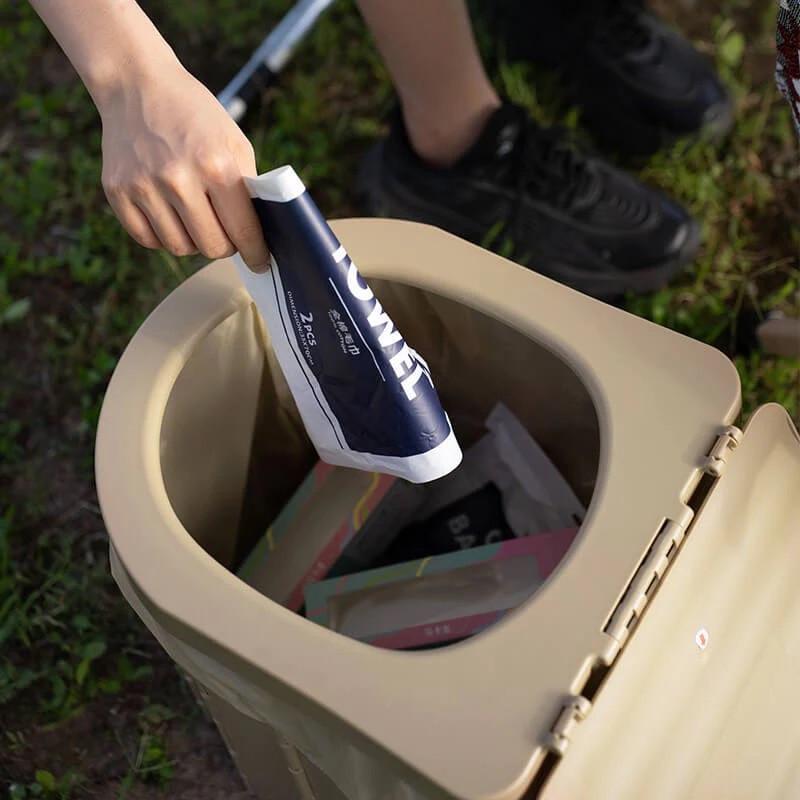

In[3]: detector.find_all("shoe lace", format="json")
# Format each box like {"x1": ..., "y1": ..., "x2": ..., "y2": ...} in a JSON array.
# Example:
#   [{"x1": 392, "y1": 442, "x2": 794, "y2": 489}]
[
  {"x1": 516, "y1": 122, "x2": 594, "y2": 211},
  {"x1": 503, "y1": 118, "x2": 596, "y2": 254}
]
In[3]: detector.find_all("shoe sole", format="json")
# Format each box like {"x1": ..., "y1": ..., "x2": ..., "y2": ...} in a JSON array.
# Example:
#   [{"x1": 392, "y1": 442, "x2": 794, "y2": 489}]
[
  {"x1": 356, "y1": 143, "x2": 702, "y2": 300},
  {"x1": 699, "y1": 97, "x2": 736, "y2": 143}
]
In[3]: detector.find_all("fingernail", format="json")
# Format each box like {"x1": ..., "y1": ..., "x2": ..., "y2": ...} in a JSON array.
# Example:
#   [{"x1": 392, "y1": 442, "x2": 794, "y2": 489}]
[{"x1": 250, "y1": 261, "x2": 270, "y2": 274}]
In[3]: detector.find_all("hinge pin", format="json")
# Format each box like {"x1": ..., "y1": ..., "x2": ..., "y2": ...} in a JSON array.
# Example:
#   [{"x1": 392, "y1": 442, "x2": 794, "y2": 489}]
[
  {"x1": 704, "y1": 425, "x2": 743, "y2": 477},
  {"x1": 548, "y1": 696, "x2": 592, "y2": 756}
]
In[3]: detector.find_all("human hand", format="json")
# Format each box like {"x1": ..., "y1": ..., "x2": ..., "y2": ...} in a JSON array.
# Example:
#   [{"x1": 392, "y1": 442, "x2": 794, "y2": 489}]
[{"x1": 98, "y1": 64, "x2": 269, "y2": 271}]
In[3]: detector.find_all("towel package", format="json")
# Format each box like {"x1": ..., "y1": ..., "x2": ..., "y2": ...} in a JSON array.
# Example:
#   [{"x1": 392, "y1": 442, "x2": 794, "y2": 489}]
[{"x1": 234, "y1": 165, "x2": 462, "y2": 483}]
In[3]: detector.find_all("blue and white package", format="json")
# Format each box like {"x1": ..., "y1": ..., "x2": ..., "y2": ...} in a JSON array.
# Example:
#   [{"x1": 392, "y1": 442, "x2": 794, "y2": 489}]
[{"x1": 233, "y1": 165, "x2": 462, "y2": 483}]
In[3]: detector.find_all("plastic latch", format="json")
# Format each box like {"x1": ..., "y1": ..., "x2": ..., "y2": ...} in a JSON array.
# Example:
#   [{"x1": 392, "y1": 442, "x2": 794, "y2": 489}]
[
  {"x1": 703, "y1": 425, "x2": 743, "y2": 478},
  {"x1": 548, "y1": 696, "x2": 592, "y2": 756}
]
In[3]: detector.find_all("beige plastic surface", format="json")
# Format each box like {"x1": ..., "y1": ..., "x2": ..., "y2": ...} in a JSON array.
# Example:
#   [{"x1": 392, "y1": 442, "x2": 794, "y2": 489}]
[
  {"x1": 300, "y1": 752, "x2": 351, "y2": 800},
  {"x1": 96, "y1": 219, "x2": 742, "y2": 799},
  {"x1": 199, "y1": 685, "x2": 307, "y2": 800},
  {"x1": 202, "y1": 686, "x2": 347, "y2": 800},
  {"x1": 543, "y1": 403, "x2": 800, "y2": 799},
  {"x1": 160, "y1": 303, "x2": 264, "y2": 566}
]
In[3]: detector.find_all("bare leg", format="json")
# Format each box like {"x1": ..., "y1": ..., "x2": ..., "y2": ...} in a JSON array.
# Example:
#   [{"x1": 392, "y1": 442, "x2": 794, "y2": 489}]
[{"x1": 356, "y1": 0, "x2": 500, "y2": 167}]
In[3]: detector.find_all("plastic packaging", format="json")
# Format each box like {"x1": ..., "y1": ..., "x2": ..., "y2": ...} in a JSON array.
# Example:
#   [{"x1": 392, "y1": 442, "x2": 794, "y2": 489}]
[
  {"x1": 408, "y1": 402, "x2": 585, "y2": 536},
  {"x1": 234, "y1": 165, "x2": 462, "y2": 483},
  {"x1": 305, "y1": 529, "x2": 579, "y2": 649},
  {"x1": 377, "y1": 482, "x2": 514, "y2": 565}
]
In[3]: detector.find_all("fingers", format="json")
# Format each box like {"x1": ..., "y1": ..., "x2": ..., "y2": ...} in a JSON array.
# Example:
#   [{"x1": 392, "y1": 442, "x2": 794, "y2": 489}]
[
  {"x1": 158, "y1": 164, "x2": 237, "y2": 260},
  {"x1": 176, "y1": 192, "x2": 238, "y2": 261},
  {"x1": 208, "y1": 180, "x2": 269, "y2": 272},
  {"x1": 206, "y1": 159, "x2": 270, "y2": 273},
  {"x1": 103, "y1": 189, "x2": 161, "y2": 250},
  {"x1": 105, "y1": 174, "x2": 197, "y2": 256},
  {"x1": 132, "y1": 186, "x2": 198, "y2": 258},
  {"x1": 102, "y1": 148, "x2": 268, "y2": 268}
]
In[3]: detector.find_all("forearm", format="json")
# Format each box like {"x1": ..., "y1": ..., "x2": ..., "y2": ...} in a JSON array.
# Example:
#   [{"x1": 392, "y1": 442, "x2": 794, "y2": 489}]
[
  {"x1": 28, "y1": 0, "x2": 182, "y2": 110},
  {"x1": 29, "y1": 0, "x2": 269, "y2": 269}
]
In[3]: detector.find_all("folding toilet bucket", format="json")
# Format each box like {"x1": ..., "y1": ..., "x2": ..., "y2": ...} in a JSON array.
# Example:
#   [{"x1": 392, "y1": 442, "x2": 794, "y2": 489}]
[{"x1": 95, "y1": 219, "x2": 800, "y2": 800}]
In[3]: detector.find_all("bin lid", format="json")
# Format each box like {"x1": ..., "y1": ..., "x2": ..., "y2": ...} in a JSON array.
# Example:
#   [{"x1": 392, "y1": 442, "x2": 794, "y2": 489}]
[{"x1": 542, "y1": 403, "x2": 800, "y2": 798}]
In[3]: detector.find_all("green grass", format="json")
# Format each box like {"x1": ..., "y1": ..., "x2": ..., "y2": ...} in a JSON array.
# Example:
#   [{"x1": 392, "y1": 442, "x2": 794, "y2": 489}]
[{"x1": 1, "y1": 0, "x2": 798, "y2": 794}]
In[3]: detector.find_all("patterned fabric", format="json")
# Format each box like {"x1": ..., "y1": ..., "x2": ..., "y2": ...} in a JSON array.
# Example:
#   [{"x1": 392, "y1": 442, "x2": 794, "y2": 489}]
[{"x1": 777, "y1": 0, "x2": 800, "y2": 136}]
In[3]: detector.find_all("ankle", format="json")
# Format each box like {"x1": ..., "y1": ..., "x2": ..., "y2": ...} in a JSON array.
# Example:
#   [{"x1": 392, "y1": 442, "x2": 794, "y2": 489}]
[{"x1": 401, "y1": 96, "x2": 502, "y2": 168}]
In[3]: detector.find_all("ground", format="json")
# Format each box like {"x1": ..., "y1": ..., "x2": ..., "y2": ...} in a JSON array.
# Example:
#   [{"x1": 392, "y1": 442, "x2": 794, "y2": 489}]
[{"x1": 0, "y1": 0, "x2": 798, "y2": 797}]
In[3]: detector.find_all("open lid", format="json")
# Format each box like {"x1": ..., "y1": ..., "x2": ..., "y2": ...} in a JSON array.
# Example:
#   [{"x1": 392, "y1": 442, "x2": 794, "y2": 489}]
[{"x1": 543, "y1": 403, "x2": 800, "y2": 798}]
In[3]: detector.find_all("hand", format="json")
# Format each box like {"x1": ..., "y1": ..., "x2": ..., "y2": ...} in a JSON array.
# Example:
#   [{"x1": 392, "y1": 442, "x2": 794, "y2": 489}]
[{"x1": 98, "y1": 65, "x2": 269, "y2": 271}]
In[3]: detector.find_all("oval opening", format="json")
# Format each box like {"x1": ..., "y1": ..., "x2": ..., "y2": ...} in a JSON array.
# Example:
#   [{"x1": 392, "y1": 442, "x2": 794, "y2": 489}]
[{"x1": 160, "y1": 280, "x2": 600, "y2": 651}]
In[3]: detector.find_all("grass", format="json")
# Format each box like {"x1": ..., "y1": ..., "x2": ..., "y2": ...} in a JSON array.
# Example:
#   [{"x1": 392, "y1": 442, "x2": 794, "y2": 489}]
[{"x1": 0, "y1": 0, "x2": 798, "y2": 795}]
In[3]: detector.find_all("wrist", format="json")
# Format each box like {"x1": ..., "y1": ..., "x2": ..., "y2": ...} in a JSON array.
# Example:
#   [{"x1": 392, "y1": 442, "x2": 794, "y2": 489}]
[{"x1": 84, "y1": 45, "x2": 182, "y2": 113}]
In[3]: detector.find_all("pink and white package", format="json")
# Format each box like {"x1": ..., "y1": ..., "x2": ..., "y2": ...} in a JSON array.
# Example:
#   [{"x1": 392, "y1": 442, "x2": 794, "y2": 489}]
[{"x1": 305, "y1": 527, "x2": 579, "y2": 649}]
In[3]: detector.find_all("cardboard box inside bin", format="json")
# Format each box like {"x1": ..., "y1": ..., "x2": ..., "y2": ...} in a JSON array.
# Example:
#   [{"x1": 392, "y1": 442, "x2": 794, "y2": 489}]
[{"x1": 237, "y1": 461, "x2": 423, "y2": 610}]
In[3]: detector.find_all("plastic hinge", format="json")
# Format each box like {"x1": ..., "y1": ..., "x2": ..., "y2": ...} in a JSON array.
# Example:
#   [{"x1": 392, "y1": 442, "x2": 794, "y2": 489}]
[
  {"x1": 548, "y1": 696, "x2": 592, "y2": 756},
  {"x1": 703, "y1": 425, "x2": 743, "y2": 478},
  {"x1": 604, "y1": 518, "x2": 687, "y2": 649}
]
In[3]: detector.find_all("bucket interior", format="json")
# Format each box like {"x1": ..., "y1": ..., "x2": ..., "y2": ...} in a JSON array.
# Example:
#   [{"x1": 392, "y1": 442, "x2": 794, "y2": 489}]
[{"x1": 160, "y1": 280, "x2": 600, "y2": 649}]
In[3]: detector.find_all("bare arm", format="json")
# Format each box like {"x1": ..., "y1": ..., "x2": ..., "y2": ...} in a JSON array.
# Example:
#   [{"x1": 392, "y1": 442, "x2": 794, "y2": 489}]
[{"x1": 29, "y1": 0, "x2": 270, "y2": 270}]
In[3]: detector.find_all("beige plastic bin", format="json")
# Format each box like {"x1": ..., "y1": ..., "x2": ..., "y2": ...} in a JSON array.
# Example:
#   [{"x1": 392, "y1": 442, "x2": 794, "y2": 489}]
[{"x1": 96, "y1": 219, "x2": 800, "y2": 800}]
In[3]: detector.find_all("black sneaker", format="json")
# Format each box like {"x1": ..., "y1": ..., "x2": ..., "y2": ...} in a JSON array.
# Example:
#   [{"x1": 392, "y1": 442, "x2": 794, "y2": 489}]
[
  {"x1": 489, "y1": 0, "x2": 734, "y2": 157},
  {"x1": 358, "y1": 103, "x2": 701, "y2": 298}
]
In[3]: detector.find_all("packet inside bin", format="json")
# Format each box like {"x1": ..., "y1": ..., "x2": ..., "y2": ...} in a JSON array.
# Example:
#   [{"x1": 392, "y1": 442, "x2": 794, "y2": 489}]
[
  {"x1": 306, "y1": 530, "x2": 578, "y2": 650},
  {"x1": 237, "y1": 402, "x2": 585, "y2": 647}
]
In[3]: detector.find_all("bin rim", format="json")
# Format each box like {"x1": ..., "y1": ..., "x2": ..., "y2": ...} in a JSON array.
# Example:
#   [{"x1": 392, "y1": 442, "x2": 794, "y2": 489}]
[{"x1": 96, "y1": 218, "x2": 741, "y2": 800}]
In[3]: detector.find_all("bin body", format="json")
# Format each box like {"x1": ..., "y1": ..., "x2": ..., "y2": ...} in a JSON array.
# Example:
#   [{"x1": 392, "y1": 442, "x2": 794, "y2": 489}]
[
  {"x1": 97, "y1": 219, "x2": 799, "y2": 799},
  {"x1": 199, "y1": 684, "x2": 345, "y2": 800}
]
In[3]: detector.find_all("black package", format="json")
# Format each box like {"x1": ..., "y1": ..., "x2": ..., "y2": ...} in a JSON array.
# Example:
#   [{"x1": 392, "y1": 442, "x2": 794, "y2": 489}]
[{"x1": 378, "y1": 482, "x2": 513, "y2": 565}]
